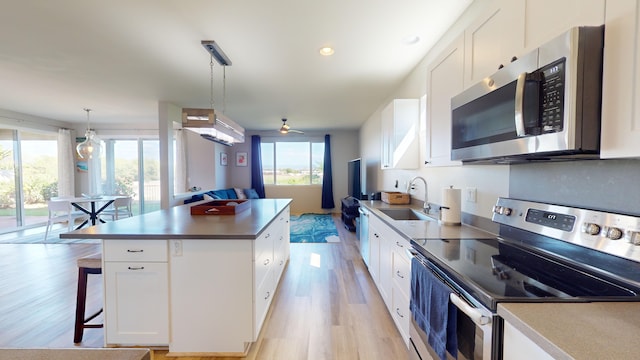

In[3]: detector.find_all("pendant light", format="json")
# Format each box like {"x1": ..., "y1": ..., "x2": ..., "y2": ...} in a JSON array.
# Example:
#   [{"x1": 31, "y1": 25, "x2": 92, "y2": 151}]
[
  {"x1": 182, "y1": 40, "x2": 244, "y2": 145},
  {"x1": 76, "y1": 108, "x2": 101, "y2": 159}
]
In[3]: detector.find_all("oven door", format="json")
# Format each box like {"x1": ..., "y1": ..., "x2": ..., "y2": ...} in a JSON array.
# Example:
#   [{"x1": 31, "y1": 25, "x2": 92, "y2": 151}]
[{"x1": 409, "y1": 251, "x2": 495, "y2": 360}]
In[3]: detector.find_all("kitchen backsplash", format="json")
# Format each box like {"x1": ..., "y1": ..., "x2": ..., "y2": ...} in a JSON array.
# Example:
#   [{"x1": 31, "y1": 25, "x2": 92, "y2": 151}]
[{"x1": 509, "y1": 159, "x2": 640, "y2": 215}]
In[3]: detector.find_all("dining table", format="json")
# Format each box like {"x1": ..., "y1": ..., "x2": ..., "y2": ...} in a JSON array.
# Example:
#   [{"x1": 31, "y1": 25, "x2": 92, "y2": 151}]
[{"x1": 67, "y1": 195, "x2": 126, "y2": 229}]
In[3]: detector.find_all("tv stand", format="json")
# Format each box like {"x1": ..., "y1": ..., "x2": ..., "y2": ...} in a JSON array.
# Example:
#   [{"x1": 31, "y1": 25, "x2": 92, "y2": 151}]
[{"x1": 341, "y1": 197, "x2": 360, "y2": 232}]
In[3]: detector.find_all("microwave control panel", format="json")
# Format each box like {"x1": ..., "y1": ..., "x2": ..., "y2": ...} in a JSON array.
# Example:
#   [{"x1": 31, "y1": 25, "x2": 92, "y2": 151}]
[{"x1": 540, "y1": 58, "x2": 566, "y2": 133}]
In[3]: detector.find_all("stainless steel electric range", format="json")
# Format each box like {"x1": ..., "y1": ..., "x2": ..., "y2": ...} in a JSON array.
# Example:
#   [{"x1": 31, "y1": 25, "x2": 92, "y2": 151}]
[{"x1": 408, "y1": 197, "x2": 640, "y2": 360}]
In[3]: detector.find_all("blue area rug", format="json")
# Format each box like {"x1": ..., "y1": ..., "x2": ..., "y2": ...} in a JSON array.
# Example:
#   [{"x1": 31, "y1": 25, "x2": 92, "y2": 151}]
[{"x1": 290, "y1": 213, "x2": 340, "y2": 243}]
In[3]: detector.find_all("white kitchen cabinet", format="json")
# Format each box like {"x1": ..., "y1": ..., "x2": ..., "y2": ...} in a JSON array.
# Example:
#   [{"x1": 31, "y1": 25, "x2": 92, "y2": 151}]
[
  {"x1": 380, "y1": 99, "x2": 420, "y2": 169},
  {"x1": 390, "y1": 236, "x2": 411, "y2": 345},
  {"x1": 464, "y1": 0, "x2": 604, "y2": 90},
  {"x1": 169, "y1": 206, "x2": 290, "y2": 355},
  {"x1": 520, "y1": 0, "x2": 605, "y2": 53},
  {"x1": 502, "y1": 321, "x2": 555, "y2": 360},
  {"x1": 463, "y1": 0, "x2": 524, "y2": 89},
  {"x1": 273, "y1": 207, "x2": 290, "y2": 283},
  {"x1": 103, "y1": 239, "x2": 169, "y2": 346},
  {"x1": 601, "y1": 0, "x2": 640, "y2": 158},
  {"x1": 366, "y1": 211, "x2": 412, "y2": 346},
  {"x1": 368, "y1": 216, "x2": 382, "y2": 284},
  {"x1": 425, "y1": 33, "x2": 464, "y2": 166}
]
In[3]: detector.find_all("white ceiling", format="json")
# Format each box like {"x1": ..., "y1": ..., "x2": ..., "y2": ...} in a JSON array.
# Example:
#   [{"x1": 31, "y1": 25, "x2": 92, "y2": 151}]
[{"x1": 0, "y1": 0, "x2": 472, "y2": 132}]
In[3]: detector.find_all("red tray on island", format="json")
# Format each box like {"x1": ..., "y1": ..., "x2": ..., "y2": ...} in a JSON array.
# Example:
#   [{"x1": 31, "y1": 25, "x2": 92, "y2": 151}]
[{"x1": 190, "y1": 199, "x2": 250, "y2": 215}]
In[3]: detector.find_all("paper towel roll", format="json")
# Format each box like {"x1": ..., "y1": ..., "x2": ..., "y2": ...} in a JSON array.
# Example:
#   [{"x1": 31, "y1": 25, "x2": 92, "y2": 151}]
[{"x1": 440, "y1": 187, "x2": 461, "y2": 225}]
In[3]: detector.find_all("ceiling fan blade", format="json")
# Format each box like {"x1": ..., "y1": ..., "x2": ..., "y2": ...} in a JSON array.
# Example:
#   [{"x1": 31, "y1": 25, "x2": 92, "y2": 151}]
[{"x1": 289, "y1": 129, "x2": 304, "y2": 134}]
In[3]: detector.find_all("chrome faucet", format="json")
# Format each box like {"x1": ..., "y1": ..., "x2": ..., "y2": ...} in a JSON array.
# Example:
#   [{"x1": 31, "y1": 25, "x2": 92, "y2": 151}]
[{"x1": 407, "y1": 176, "x2": 430, "y2": 213}]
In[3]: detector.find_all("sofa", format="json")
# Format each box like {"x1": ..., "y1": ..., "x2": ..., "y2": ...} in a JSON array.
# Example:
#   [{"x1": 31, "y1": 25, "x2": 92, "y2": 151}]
[{"x1": 183, "y1": 187, "x2": 261, "y2": 204}]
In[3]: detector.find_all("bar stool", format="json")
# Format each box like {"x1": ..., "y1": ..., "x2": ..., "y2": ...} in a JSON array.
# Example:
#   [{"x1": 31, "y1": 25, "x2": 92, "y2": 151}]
[{"x1": 74, "y1": 254, "x2": 103, "y2": 343}]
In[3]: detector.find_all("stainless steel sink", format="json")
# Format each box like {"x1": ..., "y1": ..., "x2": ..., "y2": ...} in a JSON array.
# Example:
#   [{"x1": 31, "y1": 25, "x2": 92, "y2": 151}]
[{"x1": 378, "y1": 208, "x2": 433, "y2": 221}]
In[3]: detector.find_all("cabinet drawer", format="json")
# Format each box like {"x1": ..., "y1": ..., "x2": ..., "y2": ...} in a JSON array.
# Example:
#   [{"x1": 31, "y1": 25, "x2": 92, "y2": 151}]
[
  {"x1": 392, "y1": 250, "x2": 411, "y2": 298},
  {"x1": 255, "y1": 248, "x2": 273, "y2": 289},
  {"x1": 254, "y1": 231, "x2": 274, "y2": 259},
  {"x1": 254, "y1": 268, "x2": 274, "y2": 339},
  {"x1": 104, "y1": 240, "x2": 167, "y2": 262},
  {"x1": 392, "y1": 284, "x2": 410, "y2": 343}
]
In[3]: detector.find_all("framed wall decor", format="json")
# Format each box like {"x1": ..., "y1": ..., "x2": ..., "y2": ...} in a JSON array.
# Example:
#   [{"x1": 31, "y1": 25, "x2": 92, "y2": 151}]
[
  {"x1": 220, "y1": 152, "x2": 228, "y2": 166},
  {"x1": 236, "y1": 152, "x2": 247, "y2": 167}
]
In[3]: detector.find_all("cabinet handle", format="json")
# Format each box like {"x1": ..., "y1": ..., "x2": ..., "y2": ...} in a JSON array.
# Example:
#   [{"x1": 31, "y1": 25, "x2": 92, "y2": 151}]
[
  {"x1": 127, "y1": 266, "x2": 145, "y2": 270},
  {"x1": 264, "y1": 291, "x2": 270, "y2": 300},
  {"x1": 374, "y1": 233, "x2": 379, "y2": 238},
  {"x1": 264, "y1": 258, "x2": 270, "y2": 266},
  {"x1": 396, "y1": 270, "x2": 404, "y2": 279},
  {"x1": 265, "y1": 233, "x2": 271, "y2": 238},
  {"x1": 126, "y1": 249, "x2": 144, "y2": 253},
  {"x1": 396, "y1": 308, "x2": 404, "y2": 318},
  {"x1": 395, "y1": 241, "x2": 404, "y2": 248}
]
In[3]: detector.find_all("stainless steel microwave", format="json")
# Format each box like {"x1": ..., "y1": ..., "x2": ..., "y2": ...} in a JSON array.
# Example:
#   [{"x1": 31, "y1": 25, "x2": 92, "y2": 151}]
[{"x1": 451, "y1": 25, "x2": 604, "y2": 163}]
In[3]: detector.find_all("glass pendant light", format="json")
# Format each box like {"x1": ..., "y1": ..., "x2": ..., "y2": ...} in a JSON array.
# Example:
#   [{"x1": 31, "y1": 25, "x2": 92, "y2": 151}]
[{"x1": 76, "y1": 108, "x2": 101, "y2": 159}]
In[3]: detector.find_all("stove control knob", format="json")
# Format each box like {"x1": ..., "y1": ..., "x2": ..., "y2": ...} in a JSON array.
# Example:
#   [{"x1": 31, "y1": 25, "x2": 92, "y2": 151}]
[
  {"x1": 581, "y1": 222, "x2": 601, "y2": 236},
  {"x1": 493, "y1": 206, "x2": 502, "y2": 214},
  {"x1": 501, "y1": 207, "x2": 512, "y2": 216},
  {"x1": 604, "y1": 226, "x2": 624, "y2": 240},
  {"x1": 626, "y1": 230, "x2": 640, "y2": 245}
]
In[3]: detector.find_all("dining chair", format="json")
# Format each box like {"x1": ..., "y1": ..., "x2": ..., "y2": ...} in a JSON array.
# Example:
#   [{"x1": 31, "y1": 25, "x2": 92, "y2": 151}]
[
  {"x1": 100, "y1": 196, "x2": 133, "y2": 221},
  {"x1": 44, "y1": 199, "x2": 89, "y2": 240}
]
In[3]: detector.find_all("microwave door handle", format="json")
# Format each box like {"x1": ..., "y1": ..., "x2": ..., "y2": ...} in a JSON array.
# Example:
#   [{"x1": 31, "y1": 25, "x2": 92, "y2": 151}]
[
  {"x1": 514, "y1": 72, "x2": 527, "y2": 137},
  {"x1": 449, "y1": 293, "x2": 491, "y2": 326}
]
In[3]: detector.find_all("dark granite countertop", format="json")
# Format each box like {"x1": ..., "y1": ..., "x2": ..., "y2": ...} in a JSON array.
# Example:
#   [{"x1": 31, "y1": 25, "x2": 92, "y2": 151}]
[{"x1": 60, "y1": 198, "x2": 292, "y2": 240}]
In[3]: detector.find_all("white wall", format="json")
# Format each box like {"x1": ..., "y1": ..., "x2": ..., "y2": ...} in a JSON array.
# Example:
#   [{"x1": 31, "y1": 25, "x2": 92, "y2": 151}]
[
  {"x1": 183, "y1": 129, "x2": 231, "y2": 191},
  {"x1": 359, "y1": 1, "x2": 509, "y2": 220}
]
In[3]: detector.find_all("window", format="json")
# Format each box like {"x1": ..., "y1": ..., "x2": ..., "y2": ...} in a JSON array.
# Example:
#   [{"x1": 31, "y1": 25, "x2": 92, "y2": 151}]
[{"x1": 260, "y1": 140, "x2": 324, "y2": 185}]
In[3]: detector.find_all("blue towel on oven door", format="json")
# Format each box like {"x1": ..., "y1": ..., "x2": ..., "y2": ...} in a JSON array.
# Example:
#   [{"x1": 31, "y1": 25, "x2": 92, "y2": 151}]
[{"x1": 410, "y1": 257, "x2": 458, "y2": 360}]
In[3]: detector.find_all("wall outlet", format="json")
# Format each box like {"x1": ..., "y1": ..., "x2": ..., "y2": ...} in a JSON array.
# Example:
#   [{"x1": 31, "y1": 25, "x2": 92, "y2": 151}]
[
  {"x1": 172, "y1": 240, "x2": 183, "y2": 257},
  {"x1": 465, "y1": 187, "x2": 477, "y2": 203}
]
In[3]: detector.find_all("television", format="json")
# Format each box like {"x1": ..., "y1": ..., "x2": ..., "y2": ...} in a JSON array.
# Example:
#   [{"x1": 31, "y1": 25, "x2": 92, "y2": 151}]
[{"x1": 347, "y1": 158, "x2": 362, "y2": 199}]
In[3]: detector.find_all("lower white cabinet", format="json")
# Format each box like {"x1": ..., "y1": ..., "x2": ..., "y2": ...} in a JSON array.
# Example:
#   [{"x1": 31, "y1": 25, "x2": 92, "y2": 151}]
[
  {"x1": 502, "y1": 321, "x2": 555, "y2": 360},
  {"x1": 366, "y1": 212, "x2": 412, "y2": 346},
  {"x1": 169, "y1": 206, "x2": 290, "y2": 355},
  {"x1": 103, "y1": 239, "x2": 169, "y2": 346}
]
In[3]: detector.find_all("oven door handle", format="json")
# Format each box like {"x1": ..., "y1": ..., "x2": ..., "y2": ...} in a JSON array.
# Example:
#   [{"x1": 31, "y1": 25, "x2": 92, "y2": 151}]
[{"x1": 449, "y1": 293, "x2": 491, "y2": 326}]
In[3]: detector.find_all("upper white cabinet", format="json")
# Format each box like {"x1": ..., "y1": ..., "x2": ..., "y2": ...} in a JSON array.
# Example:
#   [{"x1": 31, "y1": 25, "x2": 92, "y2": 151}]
[
  {"x1": 464, "y1": 0, "x2": 605, "y2": 89},
  {"x1": 426, "y1": 33, "x2": 464, "y2": 166},
  {"x1": 520, "y1": 0, "x2": 605, "y2": 53},
  {"x1": 463, "y1": 0, "x2": 524, "y2": 89},
  {"x1": 381, "y1": 99, "x2": 420, "y2": 169},
  {"x1": 601, "y1": 0, "x2": 640, "y2": 158}
]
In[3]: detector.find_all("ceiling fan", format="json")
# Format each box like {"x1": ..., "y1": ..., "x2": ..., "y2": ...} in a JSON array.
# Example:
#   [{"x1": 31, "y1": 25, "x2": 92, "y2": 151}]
[{"x1": 279, "y1": 118, "x2": 304, "y2": 134}]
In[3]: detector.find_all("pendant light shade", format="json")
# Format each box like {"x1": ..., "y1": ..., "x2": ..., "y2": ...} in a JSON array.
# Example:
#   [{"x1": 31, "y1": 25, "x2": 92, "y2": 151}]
[{"x1": 76, "y1": 109, "x2": 101, "y2": 159}]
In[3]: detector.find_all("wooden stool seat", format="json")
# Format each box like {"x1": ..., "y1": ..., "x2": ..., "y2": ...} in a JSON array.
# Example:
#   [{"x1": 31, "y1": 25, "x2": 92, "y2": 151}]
[{"x1": 74, "y1": 254, "x2": 103, "y2": 343}]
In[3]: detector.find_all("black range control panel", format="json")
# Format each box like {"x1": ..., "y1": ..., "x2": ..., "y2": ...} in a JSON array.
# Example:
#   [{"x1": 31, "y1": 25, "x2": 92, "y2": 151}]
[{"x1": 525, "y1": 208, "x2": 576, "y2": 232}]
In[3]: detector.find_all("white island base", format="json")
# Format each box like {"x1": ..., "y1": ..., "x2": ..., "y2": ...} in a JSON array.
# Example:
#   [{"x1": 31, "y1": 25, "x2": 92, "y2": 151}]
[{"x1": 62, "y1": 199, "x2": 291, "y2": 356}]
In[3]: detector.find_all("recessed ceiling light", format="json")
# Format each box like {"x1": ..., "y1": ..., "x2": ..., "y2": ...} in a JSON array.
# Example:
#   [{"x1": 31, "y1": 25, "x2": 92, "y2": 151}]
[
  {"x1": 319, "y1": 47, "x2": 335, "y2": 56},
  {"x1": 402, "y1": 35, "x2": 420, "y2": 45}
]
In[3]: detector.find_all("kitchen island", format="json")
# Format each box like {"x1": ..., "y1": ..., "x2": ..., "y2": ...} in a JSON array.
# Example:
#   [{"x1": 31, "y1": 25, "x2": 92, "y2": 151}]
[{"x1": 61, "y1": 198, "x2": 292, "y2": 357}]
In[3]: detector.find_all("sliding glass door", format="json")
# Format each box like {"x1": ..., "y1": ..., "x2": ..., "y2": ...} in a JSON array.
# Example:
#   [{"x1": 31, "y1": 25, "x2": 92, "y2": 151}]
[
  {"x1": 0, "y1": 129, "x2": 58, "y2": 233},
  {"x1": 103, "y1": 139, "x2": 160, "y2": 215}
]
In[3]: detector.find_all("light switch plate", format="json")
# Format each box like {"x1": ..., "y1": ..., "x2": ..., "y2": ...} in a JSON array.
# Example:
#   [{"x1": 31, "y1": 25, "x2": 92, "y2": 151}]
[{"x1": 465, "y1": 187, "x2": 477, "y2": 203}]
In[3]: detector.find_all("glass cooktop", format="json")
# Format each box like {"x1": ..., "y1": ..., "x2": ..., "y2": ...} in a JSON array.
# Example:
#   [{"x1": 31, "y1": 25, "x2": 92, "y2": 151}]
[{"x1": 410, "y1": 237, "x2": 640, "y2": 311}]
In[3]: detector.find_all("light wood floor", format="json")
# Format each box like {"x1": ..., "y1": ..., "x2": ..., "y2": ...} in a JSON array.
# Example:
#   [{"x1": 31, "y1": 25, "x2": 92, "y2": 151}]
[{"x1": 0, "y1": 215, "x2": 409, "y2": 359}]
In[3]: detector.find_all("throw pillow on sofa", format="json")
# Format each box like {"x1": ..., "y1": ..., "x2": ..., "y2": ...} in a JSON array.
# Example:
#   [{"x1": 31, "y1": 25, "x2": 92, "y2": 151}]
[
  {"x1": 234, "y1": 188, "x2": 247, "y2": 199},
  {"x1": 244, "y1": 188, "x2": 260, "y2": 199}
]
